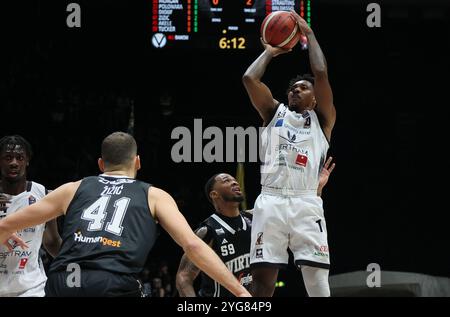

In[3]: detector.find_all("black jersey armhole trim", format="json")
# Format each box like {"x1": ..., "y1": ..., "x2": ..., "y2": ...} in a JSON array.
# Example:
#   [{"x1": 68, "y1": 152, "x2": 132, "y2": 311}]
[
  {"x1": 295, "y1": 259, "x2": 330, "y2": 270},
  {"x1": 197, "y1": 223, "x2": 214, "y2": 246},
  {"x1": 143, "y1": 182, "x2": 153, "y2": 219},
  {"x1": 64, "y1": 177, "x2": 91, "y2": 215},
  {"x1": 250, "y1": 262, "x2": 288, "y2": 270},
  {"x1": 142, "y1": 182, "x2": 159, "y2": 230}
]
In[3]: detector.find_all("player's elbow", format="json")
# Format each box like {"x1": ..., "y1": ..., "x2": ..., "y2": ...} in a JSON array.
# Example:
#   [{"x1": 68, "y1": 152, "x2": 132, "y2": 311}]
[
  {"x1": 313, "y1": 68, "x2": 328, "y2": 79},
  {"x1": 242, "y1": 73, "x2": 256, "y2": 86},
  {"x1": 183, "y1": 238, "x2": 203, "y2": 255},
  {"x1": 0, "y1": 220, "x2": 13, "y2": 236}
]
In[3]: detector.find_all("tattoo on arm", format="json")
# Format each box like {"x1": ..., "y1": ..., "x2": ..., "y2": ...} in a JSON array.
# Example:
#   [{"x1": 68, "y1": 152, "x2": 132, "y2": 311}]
[{"x1": 176, "y1": 227, "x2": 212, "y2": 297}]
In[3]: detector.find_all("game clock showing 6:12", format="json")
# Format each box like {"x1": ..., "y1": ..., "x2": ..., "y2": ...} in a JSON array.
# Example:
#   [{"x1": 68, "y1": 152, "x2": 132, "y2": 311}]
[{"x1": 219, "y1": 36, "x2": 246, "y2": 49}]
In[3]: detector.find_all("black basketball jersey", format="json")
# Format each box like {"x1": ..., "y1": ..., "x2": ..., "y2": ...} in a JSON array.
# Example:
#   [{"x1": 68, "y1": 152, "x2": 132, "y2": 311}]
[
  {"x1": 198, "y1": 211, "x2": 252, "y2": 297},
  {"x1": 49, "y1": 175, "x2": 158, "y2": 275}
]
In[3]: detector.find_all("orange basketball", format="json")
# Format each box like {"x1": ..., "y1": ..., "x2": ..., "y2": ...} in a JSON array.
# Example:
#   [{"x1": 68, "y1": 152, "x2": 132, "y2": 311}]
[{"x1": 260, "y1": 11, "x2": 301, "y2": 50}]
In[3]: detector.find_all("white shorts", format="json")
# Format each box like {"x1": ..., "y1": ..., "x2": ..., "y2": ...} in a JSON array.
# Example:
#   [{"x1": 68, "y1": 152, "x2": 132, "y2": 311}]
[
  {"x1": 0, "y1": 281, "x2": 46, "y2": 297},
  {"x1": 250, "y1": 188, "x2": 330, "y2": 269}
]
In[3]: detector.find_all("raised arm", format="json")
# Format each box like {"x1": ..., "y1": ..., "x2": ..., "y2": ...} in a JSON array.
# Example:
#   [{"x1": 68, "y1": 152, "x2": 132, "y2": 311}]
[
  {"x1": 176, "y1": 226, "x2": 211, "y2": 297},
  {"x1": 149, "y1": 187, "x2": 250, "y2": 297},
  {"x1": 0, "y1": 182, "x2": 78, "y2": 245},
  {"x1": 291, "y1": 11, "x2": 336, "y2": 140},
  {"x1": 242, "y1": 41, "x2": 289, "y2": 124}
]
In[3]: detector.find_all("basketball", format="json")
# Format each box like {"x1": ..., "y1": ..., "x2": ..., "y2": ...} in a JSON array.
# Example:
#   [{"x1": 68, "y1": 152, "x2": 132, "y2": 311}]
[{"x1": 261, "y1": 11, "x2": 301, "y2": 50}]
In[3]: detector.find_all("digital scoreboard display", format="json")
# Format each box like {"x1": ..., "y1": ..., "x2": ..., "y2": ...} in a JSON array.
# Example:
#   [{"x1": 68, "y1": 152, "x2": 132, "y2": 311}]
[{"x1": 150, "y1": 0, "x2": 312, "y2": 49}]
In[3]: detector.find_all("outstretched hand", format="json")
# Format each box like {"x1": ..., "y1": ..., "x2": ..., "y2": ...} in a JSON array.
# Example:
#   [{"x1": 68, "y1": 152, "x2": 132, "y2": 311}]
[
  {"x1": 319, "y1": 156, "x2": 336, "y2": 190},
  {"x1": 1, "y1": 233, "x2": 29, "y2": 251},
  {"x1": 260, "y1": 38, "x2": 291, "y2": 57},
  {"x1": 290, "y1": 10, "x2": 313, "y2": 36}
]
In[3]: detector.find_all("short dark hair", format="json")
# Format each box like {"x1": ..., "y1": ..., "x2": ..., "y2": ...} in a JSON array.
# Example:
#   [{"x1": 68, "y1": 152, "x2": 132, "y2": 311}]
[
  {"x1": 0, "y1": 135, "x2": 33, "y2": 159},
  {"x1": 286, "y1": 74, "x2": 315, "y2": 95},
  {"x1": 101, "y1": 132, "x2": 137, "y2": 168},
  {"x1": 204, "y1": 173, "x2": 221, "y2": 204}
]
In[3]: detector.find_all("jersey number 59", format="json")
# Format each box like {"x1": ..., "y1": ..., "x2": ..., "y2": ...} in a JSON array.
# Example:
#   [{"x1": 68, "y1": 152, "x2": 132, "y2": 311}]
[{"x1": 221, "y1": 244, "x2": 235, "y2": 256}]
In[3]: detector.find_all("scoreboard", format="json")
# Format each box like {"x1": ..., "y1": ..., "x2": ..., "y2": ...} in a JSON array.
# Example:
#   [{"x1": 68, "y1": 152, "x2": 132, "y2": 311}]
[{"x1": 150, "y1": 0, "x2": 312, "y2": 49}]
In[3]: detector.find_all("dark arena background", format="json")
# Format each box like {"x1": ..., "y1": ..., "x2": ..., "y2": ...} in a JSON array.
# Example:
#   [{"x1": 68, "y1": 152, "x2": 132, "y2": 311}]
[{"x1": 1, "y1": 0, "x2": 449, "y2": 297}]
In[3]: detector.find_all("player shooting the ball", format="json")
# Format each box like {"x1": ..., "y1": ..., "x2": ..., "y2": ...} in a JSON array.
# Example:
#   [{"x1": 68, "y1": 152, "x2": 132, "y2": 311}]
[{"x1": 242, "y1": 10, "x2": 336, "y2": 297}]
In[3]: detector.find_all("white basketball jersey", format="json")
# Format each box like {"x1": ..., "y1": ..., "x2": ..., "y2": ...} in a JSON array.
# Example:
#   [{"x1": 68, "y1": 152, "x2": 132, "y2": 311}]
[
  {"x1": 260, "y1": 103, "x2": 329, "y2": 191},
  {"x1": 0, "y1": 182, "x2": 47, "y2": 297}
]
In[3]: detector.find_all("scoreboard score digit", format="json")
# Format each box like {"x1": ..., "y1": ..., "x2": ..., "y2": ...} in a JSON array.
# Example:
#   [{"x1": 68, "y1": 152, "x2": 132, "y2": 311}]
[{"x1": 150, "y1": 0, "x2": 312, "y2": 49}]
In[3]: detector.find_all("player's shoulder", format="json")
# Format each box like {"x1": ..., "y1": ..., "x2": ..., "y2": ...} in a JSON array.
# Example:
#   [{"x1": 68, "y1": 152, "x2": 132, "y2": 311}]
[
  {"x1": 29, "y1": 181, "x2": 47, "y2": 198},
  {"x1": 194, "y1": 225, "x2": 210, "y2": 240},
  {"x1": 275, "y1": 102, "x2": 288, "y2": 116},
  {"x1": 199, "y1": 213, "x2": 216, "y2": 228},
  {"x1": 50, "y1": 180, "x2": 82, "y2": 197},
  {"x1": 134, "y1": 179, "x2": 152, "y2": 192},
  {"x1": 193, "y1": 218, "x2": 214, "y2": 243},
  {"x1": 79, "y1": 175, "x2": 102, "y2": 183},
  {"x1": 29, "y1": 181, "x2": 45, "y2": 190},
  {"x1": 148, "y1": 186, "x2": 169, "y2": 198},
  {"x1": 198, "y1": 212, "x2": 225, "y2": 235}
]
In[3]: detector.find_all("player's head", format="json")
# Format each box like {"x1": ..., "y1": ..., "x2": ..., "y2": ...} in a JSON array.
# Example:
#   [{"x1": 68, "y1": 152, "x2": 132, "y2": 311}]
[
  {"x1": 287, "y1": 74, "x2": 316, "y2": 112},
  {"x1": 0, "y1": 135, "x2": 32, "y2": 183},
  {"x1": 98, "y1": 132, "x2": 140, "y2": 176},
  {"x1": 204, "y1": 173, "x2": 244, "y2": 207}
]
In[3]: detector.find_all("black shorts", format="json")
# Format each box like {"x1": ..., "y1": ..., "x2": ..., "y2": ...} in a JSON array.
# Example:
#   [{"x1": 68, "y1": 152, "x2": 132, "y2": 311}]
[{"x1": 45, "y1": 269, "x2": 143, "y2": 297}]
